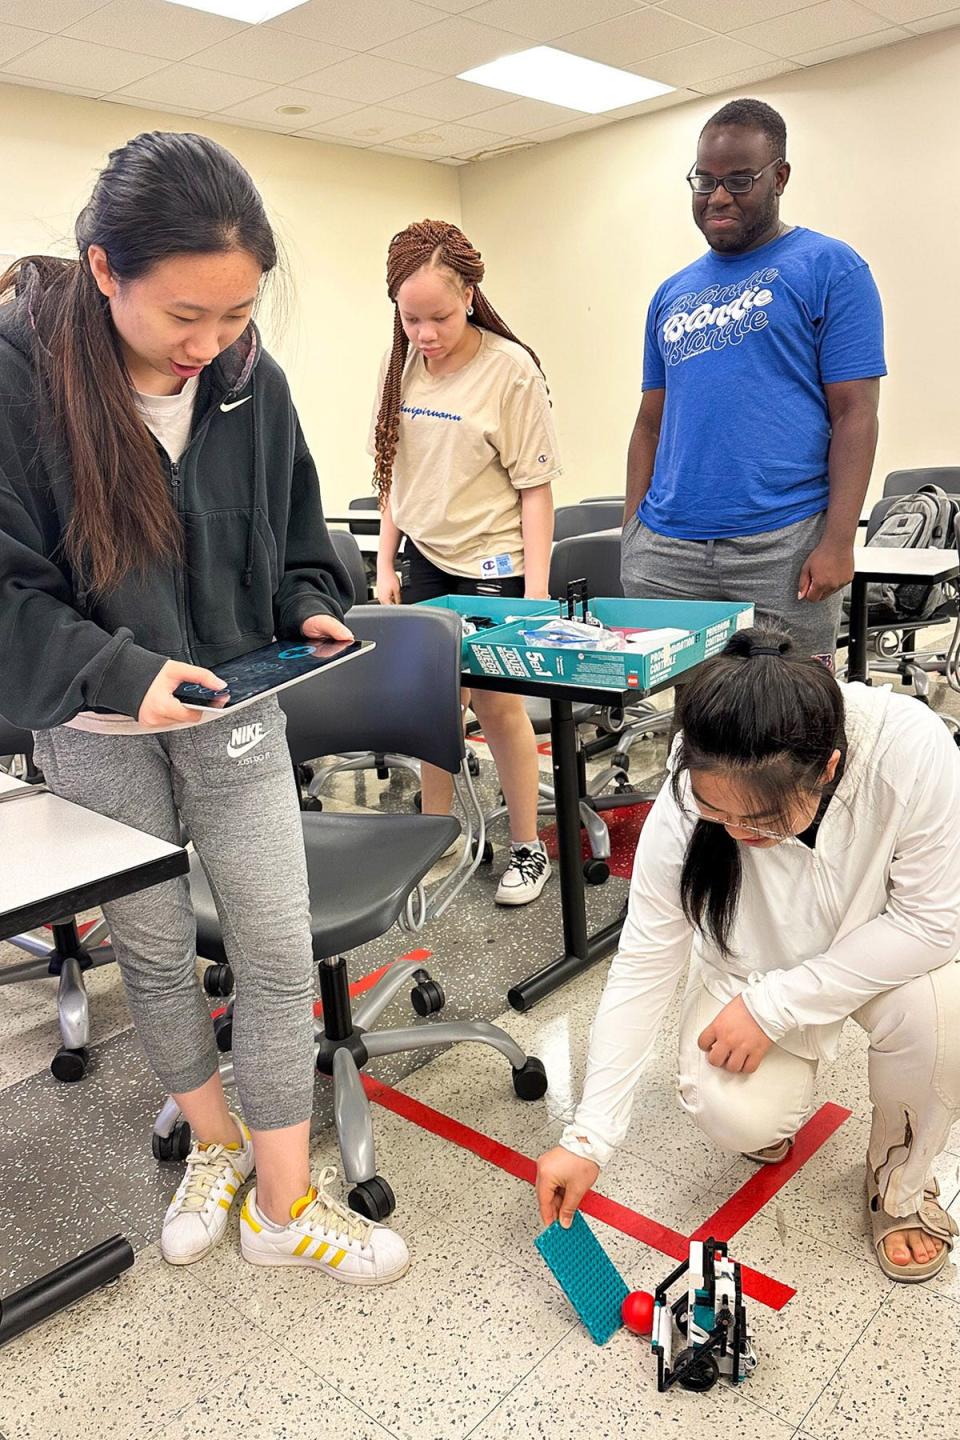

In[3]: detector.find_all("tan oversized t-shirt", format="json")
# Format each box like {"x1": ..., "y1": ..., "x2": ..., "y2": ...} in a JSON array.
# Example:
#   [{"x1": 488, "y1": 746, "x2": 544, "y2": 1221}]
[{"x1": 370, "y1": 330, "x2": 561, "y2": 579}]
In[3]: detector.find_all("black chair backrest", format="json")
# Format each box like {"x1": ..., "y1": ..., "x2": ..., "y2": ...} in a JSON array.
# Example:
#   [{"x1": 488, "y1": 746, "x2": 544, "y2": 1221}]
[
  {"x1": 553, "y1": 502, "x2": 622, "y2": 541},
  {"x1": 864, "y1": 495, "x2": 899, "y2": 542},
  {"x1": 348, "y1": 495, "x2": 379, "y2": 538},
  {"x1": 329, "y1": 528, "x2": 368, "y2": 608},
  {"x1": 279, "y1": 605, "x2": 465, "y2": 775},
  {"x1": 883, "y1": 468, "x2": 960, "y2": 498},
  {"x1": 549, "y1": 533, "x2": 623, "y2": 599},
  {"x1": 0, "y1": 714, "x2": 34, "y2": 762},
  {"x1": 580, "y1": 495, "x2": 624, "y2": 504}
]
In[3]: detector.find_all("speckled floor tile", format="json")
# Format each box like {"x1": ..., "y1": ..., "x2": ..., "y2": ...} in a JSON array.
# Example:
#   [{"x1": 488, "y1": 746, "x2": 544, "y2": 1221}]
[
  {"x1": 465, "y1": 1321, "x2": 797, "y2": 1440},
  {"x1": 0, "y1": 1246, "x2": 288, "y2": 1440},
  {"x1": 801, "y1": 1284, "x2": 960, "y2": 1439},
  {"x1": 195, "y1": 1212, "x2": 574, "y2": 1440},
  {"x1": 155, "y1": 1346, "x2": 395, "y2": 1440}
]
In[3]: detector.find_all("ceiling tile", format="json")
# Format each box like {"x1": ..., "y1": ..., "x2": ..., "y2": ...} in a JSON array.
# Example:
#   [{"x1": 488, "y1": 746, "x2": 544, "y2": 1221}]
[
  {"x1": 556, "y1": 8, "x2": 710, "y2": 65},
  {"x1": 601, "y1": 83, "x2": 700, "y2": 116},
  {"x1": 732, "y1": 0, "x2": 891, "y2": 54},
  {"x1": 856, "y1": 0, "x2": 959, "y2": 17},
  {"x1": 0, "y1": 0, "x2": 111, "y2": 31},
  {"x1": 414, "y1": 0, "x2": 480, "y2": 10},
  {"x1": 63, "y1": 0, "x2": 243, "y2": 60},
  {"x1": 1, "y1": 33, "x2": 162, "y2": 89},
  {"x1": 386, "y1": 74, "x2": 516, "y2": 118},
  {"x1": 905, "y1": 6, "x2": 960, "y2": 28},
  {"x1": 310, "y1": 102, "x2": 441, "y2": 140},
  {"x1": 0, "y1": 70, "x2": 101, "y2": 96},
  {"x1": 464, "y1": 0, "x2": 644, "y2": 42},
  {"x1": 792, "y1": 24, "x2": 910, "y2": 59},
  {"x1": 694, "y1": 55, "x2": 801, "y2": 90},
  {"x1": 295, "y1": 52, "x2": 440, "y2": 100},
  {"x1": 103, "y1": 92, "x2": 207, "y2": 115},
  {"x1": 0, "y1": 22, "x2": 45, "y2": 64},
  {"x1": 114, "y1": 61, "x2": 270, "y2": 109},
  {"x1": 293, "y1": 129, "x2": 374, "y2": 147},
  {"x1": 370, "y1": 15, "x2": 523, "y2": 71},
  {"x1": 217, "y1": 84, "x2": 357, "y2": 127},
  {"x1": 657, "y1": 0, "x2": 823, "y2": 29},
  {"x1": 383, "y1": 117, "x2": 505, "y2": 155},
  {"x1": 517, "y1": 113, "x2": 617, "y2": 142},
  {"x1": 185, "y1": 27, "x2": 351, "y2": 84},
  {"x1": 266, "y1": 0, "x2": 443, "y2": 51},
  {"x1": 637, "y1": 35, "x2": 778, "y2": 83},
  {"x1": 464, "y1": 94, "x2": 590, "y2": 132}
]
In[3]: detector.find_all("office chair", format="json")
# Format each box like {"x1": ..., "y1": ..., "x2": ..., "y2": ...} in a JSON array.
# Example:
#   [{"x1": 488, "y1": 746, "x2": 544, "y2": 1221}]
[
  {"x1": 883, "y1": 468, "x2": 960, "y2": 499},
  {"x1": 347, "y1": 494, "x2": 380, "y2": 537},
  {"x1": 330, "y1": 526, "x2": 368, "y2": 605},
  {"x1": 0, "y1": 715, "x2": 117, "y2": 1081},
  {"x1": 152, "y1": 606, "x2": 547, "y2": 1218},
  {"x1": 553, "y1": 502, "x2": 622, "y2": 541},
  {"x1": 581, "y1": 495, "x2": 625, "y2": 504}
]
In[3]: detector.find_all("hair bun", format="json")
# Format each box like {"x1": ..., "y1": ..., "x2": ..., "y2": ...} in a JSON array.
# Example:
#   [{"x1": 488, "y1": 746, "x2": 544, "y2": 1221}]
[{"x1": 724, "y1": 627, "x2": 794, "y2": 660}]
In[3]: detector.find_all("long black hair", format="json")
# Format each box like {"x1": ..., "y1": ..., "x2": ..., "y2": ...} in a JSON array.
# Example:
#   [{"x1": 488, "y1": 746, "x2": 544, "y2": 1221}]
[
  {"x1": 0, "y1": 131, "x2": 277, "y2": 595},
  {"x1": 672, "y1": 627, "x2": 846, "y2": 955}
]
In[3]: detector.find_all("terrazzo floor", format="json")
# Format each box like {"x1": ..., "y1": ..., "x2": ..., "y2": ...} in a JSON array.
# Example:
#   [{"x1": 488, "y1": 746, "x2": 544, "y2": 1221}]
[{"x1": 1, "y1": 659, "x2": 959, "y2": 1440}]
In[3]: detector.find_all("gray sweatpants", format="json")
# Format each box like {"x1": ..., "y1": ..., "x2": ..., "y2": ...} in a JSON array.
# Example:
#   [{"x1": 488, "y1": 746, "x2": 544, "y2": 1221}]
[
  {"x1": 621, "y1": 510, "x2": 844, "y2": 663},
  {"x1": 33, "y1": 698, "x2": 316, "y2": 1130}
]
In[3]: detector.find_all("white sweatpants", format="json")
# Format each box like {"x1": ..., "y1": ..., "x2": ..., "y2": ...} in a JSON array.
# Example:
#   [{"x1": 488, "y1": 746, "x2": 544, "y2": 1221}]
[{"x1": 677, "y1": 960, "x2": 960, "y2": 1218}]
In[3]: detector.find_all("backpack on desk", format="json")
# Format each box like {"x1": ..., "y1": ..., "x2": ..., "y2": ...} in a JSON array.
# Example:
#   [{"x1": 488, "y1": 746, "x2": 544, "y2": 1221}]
[{"x1": 866, "y1": 484, "x2": 959, "y2": 621}]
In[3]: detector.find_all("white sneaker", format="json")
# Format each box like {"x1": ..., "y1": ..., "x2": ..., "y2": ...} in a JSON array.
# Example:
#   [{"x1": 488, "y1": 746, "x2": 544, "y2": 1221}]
[
  {"x1": 240, "y1": 1166, "x2": 410, "y2": 1286},
  {"x1": 495, "y1": 845, "x2": 551, "y2": 906},
  {"x1": 160, "y1": 1113, "x2": 254, "y2": 1266}
]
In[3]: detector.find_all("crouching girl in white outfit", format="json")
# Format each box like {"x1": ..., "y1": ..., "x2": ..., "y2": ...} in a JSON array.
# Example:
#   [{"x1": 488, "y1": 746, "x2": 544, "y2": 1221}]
[{"x1": 537, "y1": 628, "x2": 960, "y2": 1282}]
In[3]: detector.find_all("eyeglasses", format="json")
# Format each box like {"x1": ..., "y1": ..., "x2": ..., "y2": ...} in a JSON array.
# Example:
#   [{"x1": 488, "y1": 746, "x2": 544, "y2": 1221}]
[
  {"x1": 686, "y1": 157, "x2": 783, "y2": 195},
  {"x1": 681, "y1": 802, "x2": 793, "y2": 842}
]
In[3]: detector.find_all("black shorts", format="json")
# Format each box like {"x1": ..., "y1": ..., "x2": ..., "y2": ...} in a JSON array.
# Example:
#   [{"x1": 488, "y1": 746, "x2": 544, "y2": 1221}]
[{"x1": 400, "y1": 541, "x2": 526, "y2": 605}]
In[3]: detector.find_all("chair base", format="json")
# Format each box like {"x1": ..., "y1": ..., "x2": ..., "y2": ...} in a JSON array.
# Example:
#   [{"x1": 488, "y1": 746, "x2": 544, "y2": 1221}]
[
  {"x1": 151, "y1": 953, "x2": 548, "y2": 1220},
  {"x1": 0, "y1": 919, "x2": 115, "y2": 1081}
]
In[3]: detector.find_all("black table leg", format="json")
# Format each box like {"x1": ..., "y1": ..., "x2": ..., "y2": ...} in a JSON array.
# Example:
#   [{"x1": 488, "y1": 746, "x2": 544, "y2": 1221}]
[
  {"x1": 848, "y1": 574, "x2": 870, "y2": 684},
  {"x1": 507, "y1": 698, "x2": 624, "y2": 1012}
]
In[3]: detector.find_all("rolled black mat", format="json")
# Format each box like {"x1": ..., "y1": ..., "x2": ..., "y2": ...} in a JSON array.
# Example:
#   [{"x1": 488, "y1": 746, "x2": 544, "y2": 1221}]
[{"x1": 0, "y1": 1235, "x2": 135, "y2": 1346}]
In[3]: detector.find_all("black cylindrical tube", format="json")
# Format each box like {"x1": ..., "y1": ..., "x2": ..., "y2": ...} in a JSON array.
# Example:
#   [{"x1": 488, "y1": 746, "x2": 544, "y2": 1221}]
[{"x1": 0, "y1": 1236, "x2": 134, "y2": 1346}]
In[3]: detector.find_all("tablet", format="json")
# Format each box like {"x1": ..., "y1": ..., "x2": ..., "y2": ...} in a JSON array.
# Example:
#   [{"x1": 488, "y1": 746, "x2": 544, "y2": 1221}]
[{"x1": 173, "y1": 638, "x2": 372, "y2": 714}]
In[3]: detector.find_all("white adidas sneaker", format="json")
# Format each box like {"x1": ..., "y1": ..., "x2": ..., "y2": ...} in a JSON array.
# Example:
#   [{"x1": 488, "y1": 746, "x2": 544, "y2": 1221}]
[
  {"x1": 240, "y1": 1166, "x2": 410, "y2": 1286},
  {"x1": 495, "y1": 844, "x2": 551, "y2": 906},
  {"x1": 160, "y1": 1113, "x2": 255, "y2": 1266}
]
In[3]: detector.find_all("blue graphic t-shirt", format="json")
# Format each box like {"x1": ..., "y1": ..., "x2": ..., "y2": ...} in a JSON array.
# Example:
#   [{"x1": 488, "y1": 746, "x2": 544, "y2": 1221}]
[{"x1": 639, "y1": 226, "x2": 886, "y2": 539}]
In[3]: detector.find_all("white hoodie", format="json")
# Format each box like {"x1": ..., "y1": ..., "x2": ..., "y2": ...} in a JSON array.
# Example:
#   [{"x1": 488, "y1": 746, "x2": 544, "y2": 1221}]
[{"x1": 562, "y1": 684, "x2": 960, "y2": 1169}]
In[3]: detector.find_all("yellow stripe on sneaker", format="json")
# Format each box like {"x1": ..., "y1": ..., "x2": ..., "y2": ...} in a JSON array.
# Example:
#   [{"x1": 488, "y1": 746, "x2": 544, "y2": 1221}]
[
  {"x1": 293, "y1": 1237, "x2": 312, "y2": 1257},
  {"x1": 241, "y1": 1197, "x2": 262, "y2": 1233},
  {"x1": 328, "y1": 1248, "x2": 347, "y2": 1269},
  {"x1": 311, "y1": 1240, "x2": 329, "y2": 1261},
  {"x1": 218, "y1": 1198, "x2": 231, "y2": 1211},
  {"x1": 224, "y1": 1184, "x2": 237, "y2": 1197}
]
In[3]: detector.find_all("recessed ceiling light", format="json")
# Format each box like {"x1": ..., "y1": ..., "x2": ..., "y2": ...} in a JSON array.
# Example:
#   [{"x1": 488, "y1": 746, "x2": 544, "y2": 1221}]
[
  {"x1": 459, "y1": 45, "x2": 673, "y2": 115},
  {"x1": 163, "y1": 0, "x2": 307, "y2": 22},
  {"x1": 276, "y1": 104, "x2": 309, "y2": 115}
]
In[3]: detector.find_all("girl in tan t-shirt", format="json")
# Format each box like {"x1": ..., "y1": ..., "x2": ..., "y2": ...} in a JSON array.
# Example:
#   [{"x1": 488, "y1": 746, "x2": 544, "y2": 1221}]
[{"x1": 372, "y1": 220, "x2": 558, "y2": 907}]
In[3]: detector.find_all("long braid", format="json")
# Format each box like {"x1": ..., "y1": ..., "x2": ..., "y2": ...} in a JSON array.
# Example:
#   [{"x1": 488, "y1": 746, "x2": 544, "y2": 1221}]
[{"x1": 372, "y1": 219, "x2": 545, "y2": 505}]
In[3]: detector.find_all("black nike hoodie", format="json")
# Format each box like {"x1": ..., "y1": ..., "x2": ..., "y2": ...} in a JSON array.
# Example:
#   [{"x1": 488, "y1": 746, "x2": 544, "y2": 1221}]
[{"x1": 0, "y1": 263, "x2": 352, "y2": 730}]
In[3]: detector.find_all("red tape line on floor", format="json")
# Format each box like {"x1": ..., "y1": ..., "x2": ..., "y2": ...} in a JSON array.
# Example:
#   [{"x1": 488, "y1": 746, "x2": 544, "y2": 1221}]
[
  {"x1": 361, "y1": 1073, "x2": 798, "y2": 1310},
  {"x1": 210, "y1": 948, "x2": 432, "y2": 1023}
]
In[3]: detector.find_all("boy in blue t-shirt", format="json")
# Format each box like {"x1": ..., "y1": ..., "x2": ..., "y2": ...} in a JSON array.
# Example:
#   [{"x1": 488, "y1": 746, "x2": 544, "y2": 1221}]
[{"x1": 621, "y1": 97, "x2": 885, "y2": 664}]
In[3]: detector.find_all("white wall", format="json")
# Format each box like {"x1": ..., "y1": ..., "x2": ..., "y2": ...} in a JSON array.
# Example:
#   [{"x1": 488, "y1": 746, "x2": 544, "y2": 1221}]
[
  {"x1": 458, "y1": 30, "x2": 960, "y2": 506},
  {"x1": 0, "y1": 82, "x2": 460, "y2": 510}
]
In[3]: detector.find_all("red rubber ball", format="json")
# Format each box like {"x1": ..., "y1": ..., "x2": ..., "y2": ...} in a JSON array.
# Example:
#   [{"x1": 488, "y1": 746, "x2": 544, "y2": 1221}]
[{"x1": 621, "y1": 1290, "x2": 655, "y2": 1335}]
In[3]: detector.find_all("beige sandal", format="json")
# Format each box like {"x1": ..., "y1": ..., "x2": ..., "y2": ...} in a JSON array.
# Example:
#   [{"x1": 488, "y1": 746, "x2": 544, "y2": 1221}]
[
  {"x1": 743, "y1": 1137, "x2": 794, "y2": 1165},
  {"x1": 867, "y1": 1174, "x2": 958, "y2": 1283}
]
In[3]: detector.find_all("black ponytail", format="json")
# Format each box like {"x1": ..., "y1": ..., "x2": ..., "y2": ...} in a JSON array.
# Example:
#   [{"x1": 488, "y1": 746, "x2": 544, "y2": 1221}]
[{"x1": 671, "y1": 627, "x2": 845, "y2": 955}]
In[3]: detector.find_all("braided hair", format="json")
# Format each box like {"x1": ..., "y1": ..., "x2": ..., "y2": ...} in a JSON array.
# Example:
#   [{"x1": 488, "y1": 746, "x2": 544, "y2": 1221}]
[{"x1": 372, "y1": 218, "x2": 545, "y2": 505}]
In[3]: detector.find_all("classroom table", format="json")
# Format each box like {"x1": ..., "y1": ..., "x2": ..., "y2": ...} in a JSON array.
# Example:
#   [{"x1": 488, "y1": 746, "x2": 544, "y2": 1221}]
[
  {"x1": 0, "y1": 772, "x2": 188, "y2": 1346},
  {"x1": 846, "y1": 545, "x2": 960, "y2": 684}
]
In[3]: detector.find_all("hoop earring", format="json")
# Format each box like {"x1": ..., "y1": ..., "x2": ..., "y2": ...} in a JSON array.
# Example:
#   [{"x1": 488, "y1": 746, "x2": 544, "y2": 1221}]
[{"x1": 467, "y1": 305, "x2": 474, "y2": 316}]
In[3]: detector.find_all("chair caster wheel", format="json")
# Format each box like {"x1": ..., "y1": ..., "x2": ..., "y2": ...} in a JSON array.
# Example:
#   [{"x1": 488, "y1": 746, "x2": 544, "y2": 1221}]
[
  {"x1": 202, "y1": 962, "x2": 234, "y2": 997},
  {"x1": 583, "y1": 858, "x2": 610, "y2": 885},
  {"x1": 51, "y1": 1045, "x2": 89, "y2": 1082},
  {"x1": 413, "y1": 790, "x2": 422, "y2": 813},
  {"x1": 152, "y1": 1120, "x2": 192, "y2": 1163},
  {"x1": 301, "y1": 795, "x2": 323, "y2": 812},
  {"x1": 473, "y1": 839, "x2": 494, "y2": 864},
  {"x1": 411, "y1": 972, "x2": 445, "y2": 1017},
  {"x1": 467, "y1": 751, "x2": 481, "y2": 777},
  {"x1": 512, "y1": 1055, "x2": 548, "y2": 1100},
  {"x1": 376, "y1": 766, "x2": 390, "y2": 780},
  {"x1": 348, "y1": 1175, "x2": 396, "y2": 1222},
  {"x1": 296, "y1": 763, "x2": 314, "y2": 790},
  {"x1": 213, "y1": 1007, "x2": 234, "y2": 1053}
]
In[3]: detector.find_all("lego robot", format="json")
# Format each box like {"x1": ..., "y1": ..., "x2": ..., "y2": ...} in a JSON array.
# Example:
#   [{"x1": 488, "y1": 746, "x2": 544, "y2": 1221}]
[{"x1": 651, "y1": 1238, "x2": 758, "y2": 1392}]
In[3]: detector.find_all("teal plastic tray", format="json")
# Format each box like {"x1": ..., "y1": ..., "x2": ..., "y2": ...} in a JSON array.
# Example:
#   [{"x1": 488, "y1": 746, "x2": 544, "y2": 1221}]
[
  {"x1": 416, "y1": 595, "x2": 558, "y2": 660},
  {"x1": 461, "y1": 597, "x2": 754, "y2": 692}
]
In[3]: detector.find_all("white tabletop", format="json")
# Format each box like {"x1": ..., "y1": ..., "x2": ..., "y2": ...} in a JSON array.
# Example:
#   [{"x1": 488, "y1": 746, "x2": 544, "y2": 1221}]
[
  {"x1": 0, "y1": 771, "x2": 186, "y2": 939},
  {"x1": 851, "y1": 544, "x2": 960, "y2": 581}
]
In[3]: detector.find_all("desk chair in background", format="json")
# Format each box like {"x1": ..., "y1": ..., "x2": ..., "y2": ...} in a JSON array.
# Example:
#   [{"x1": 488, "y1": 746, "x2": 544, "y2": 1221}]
[
  {"x1": 553, "y1": 501, "x2": 623, "y2": 541},
  {"x1": 155, "y1": 605, "x2": 547, "y2": 1219},
  {"x1": 0, "y1": 715, "x2": 118, "y2": 1081}
]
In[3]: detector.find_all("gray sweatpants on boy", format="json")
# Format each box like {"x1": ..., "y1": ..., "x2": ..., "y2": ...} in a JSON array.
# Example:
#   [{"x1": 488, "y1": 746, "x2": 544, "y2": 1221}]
[
  {"x1": 33, "y1": 697, "x2": 315, "y2": 1130},
  {"x1": 621, "y1": 510, "x2": 844, "y2": 663}
]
